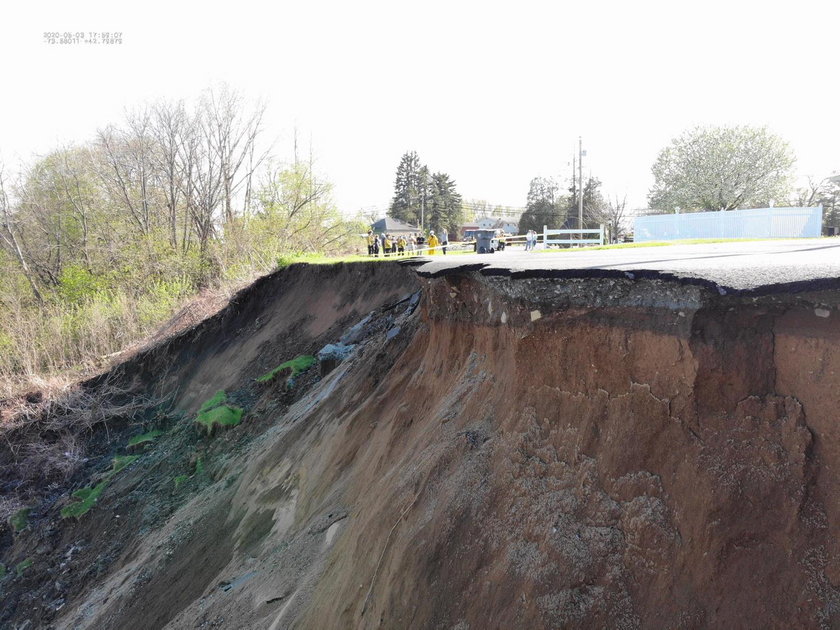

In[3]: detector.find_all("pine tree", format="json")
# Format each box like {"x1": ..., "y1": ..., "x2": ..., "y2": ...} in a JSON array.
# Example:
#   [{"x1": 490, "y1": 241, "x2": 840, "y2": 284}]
[
  {"x1": 388, "y1": 151, "x2": 422, "y2": 224},
  {"x1": 427, "y1": 172, "x2": 463, "y2": 236}
]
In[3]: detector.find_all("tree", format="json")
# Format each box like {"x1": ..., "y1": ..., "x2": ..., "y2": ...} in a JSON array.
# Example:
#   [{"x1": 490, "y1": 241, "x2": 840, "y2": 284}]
[
  {"x1": 791, "y1": 176, "x2": 840, "y2": 232},
  {"x1": 649, "y1": 125, "x2": 795, "y2": 212},
  {"x1": 589, "y1": 195, "x2": 628, "y2": 243},
  {"x1": 571, "y1": 175, "x2": 606, "y2": 229},
  {"x1": 426, "y1": 172, "x2": 463, "y2": 235},
  {"x1": 519, "y1": 177, "x2": 566, "y2": 232},
  {"x1": 0, "y1": 165, "x2": 43, "y2": 302},
  {"x1": 389, "y1": 151, "x2": 423, "y2": 225}
]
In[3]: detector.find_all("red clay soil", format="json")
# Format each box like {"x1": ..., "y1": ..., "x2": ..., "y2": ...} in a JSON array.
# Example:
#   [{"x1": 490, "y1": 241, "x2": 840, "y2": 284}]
[{"x1": 2, "y1": 262, "x2": 839, "y2": 629}]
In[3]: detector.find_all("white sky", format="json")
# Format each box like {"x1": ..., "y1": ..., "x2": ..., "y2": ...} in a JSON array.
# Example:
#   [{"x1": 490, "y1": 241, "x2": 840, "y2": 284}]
[{"x1": 1, "y1": 0, "x2": 839, "y2": 216}]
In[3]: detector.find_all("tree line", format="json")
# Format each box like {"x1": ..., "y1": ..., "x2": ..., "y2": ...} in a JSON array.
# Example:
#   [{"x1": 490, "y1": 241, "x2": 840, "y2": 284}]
[
  {"x1": 387, "y1": 151, "x2": 464, "y2": 235},
  {"x1": 518, "y1": 124, "x2": 839, "y2": 241},
  {"x1": 0, "y1": 84, "x2": 362, "y2": 382}
]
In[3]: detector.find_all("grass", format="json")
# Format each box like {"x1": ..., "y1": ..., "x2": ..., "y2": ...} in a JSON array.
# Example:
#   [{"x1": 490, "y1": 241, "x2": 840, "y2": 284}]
[
  {"x1": 60, "y1": 455, "x2": 139, "y2": 519},
  {"x1": 173, "y1": 474, "x2": 189, "y2": 491},
  {"x1": 194, "y1": 390, "x2": 244, "y2": 435},
  {"x1": 127, "y1": 429, "x2": 164, "y2": 448},
  {"x1": 257, "y1": 355, "x2": 316, "y2": 383},
  {"x1": 9, "y1": 508, "x2": 30, "y2": 533},
  {"x1": 15, "y1": 558, "x2": 33, "y2": 576},
  {"x1": 0, "y1": 563, "x2": 5, "y2": 579}
]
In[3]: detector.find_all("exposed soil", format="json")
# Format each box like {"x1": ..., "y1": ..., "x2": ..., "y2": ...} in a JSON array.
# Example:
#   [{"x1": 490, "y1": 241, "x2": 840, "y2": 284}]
[{"x1": 1, "y1": 260, "x2": 839, "y2": 629}]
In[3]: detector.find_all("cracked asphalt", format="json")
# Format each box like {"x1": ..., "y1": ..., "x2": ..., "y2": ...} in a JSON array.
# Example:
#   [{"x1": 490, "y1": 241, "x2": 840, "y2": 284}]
[{"x1": 408, "y1": 239, "x2": 840, "y2": 294}]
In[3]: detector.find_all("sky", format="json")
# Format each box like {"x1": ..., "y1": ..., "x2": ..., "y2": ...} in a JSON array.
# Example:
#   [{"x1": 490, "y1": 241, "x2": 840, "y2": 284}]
[{"x1": 1, "y1": 0, "x2": 839, "y2": 217}]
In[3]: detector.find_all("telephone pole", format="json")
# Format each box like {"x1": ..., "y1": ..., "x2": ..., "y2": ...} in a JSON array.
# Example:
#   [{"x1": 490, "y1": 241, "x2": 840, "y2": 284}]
[{"x1": 578, "y1": 136, "x2": 584, "y2": 240}]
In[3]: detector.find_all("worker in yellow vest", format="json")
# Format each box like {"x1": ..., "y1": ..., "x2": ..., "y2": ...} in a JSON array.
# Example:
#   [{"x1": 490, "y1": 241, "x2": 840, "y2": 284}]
[{"x1": 427, "y1": 230, "x2": 440, "y2": 255}]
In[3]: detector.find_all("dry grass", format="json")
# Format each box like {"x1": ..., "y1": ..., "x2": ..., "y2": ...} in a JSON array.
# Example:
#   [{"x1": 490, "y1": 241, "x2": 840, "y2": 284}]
[{"x1": 1, "y1": 375, "x2": 165, "y2": 491}]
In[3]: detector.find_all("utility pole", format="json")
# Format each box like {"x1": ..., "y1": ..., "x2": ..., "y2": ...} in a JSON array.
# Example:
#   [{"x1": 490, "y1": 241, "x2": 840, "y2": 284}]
[{"x1": 578, "y1": 136, "x2": 583, "y2": 239}]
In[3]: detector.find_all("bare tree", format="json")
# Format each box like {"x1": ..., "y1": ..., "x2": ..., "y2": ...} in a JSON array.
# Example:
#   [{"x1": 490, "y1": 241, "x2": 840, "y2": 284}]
[
  {"x1": 199, "y1": 85, "x2": 269, "y2": 225},
  {"x1": 151, "y1": 101, "x2": 189, "y2": 249},
  {"x1": 0, "y1": 165, "x2": 43, "y2": 303},
  {"x1": 601, "y1": 195, "x2": 628, "y2": 243}
]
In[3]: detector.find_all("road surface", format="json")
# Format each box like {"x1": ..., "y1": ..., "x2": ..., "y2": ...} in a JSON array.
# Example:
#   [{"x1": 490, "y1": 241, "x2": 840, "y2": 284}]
[{"x1": 410, "y1": 239, "x2": 840, "y2": 293}]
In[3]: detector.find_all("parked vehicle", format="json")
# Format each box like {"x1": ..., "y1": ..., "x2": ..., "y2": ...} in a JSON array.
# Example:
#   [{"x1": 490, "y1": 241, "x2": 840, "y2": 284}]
[{"x1": 474, "y1": 229, "x2": 505, "y2": 254}]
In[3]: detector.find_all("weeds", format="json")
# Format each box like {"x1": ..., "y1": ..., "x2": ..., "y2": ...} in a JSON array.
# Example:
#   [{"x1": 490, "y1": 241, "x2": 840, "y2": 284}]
[
  {"x1": 257, "y1": 355, "x2": 316, "y2": 384},
  {"x1": 194, "y1": 391, "x2": 244, "y2": 435},
  {"x1": 60, "y1": 455, "x2": 139, "y2": 519}
]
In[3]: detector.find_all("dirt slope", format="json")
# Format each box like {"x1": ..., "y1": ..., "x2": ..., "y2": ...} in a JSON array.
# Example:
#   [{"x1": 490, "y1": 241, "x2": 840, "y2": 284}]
[{"x1": 2, "y1": 261, "x2": 839, "y2": 629}]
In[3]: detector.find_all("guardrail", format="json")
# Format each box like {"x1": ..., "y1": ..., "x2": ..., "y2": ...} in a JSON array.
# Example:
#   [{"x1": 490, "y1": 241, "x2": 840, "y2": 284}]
[{"x1": 542, "y1": 226, "x2": 604, "y2": 246}]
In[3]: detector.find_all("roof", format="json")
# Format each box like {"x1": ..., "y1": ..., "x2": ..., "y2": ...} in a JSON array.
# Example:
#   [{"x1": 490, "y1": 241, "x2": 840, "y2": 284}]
[{"x1": 370, "y1": 217, "x2": 421, "y2": 233}]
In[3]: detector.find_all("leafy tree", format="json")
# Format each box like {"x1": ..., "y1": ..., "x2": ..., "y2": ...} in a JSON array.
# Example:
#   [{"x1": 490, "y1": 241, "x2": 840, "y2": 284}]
[
  {"x1": 388, "y1": 151, "x2": 423, "y2": 225},
  {"x1": 649, "y1": 125, "x2": 795, "y2": 212},
  {"x1": 519, "y1": 177, "x2": 566, "y2": 232}
]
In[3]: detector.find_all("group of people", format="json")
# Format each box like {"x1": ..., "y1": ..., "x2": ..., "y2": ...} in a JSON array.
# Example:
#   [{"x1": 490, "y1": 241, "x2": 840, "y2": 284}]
[
  {"x1": 366, "y1": 230, "x2": 448, "y2": 257},
  {"x1": 524, "y1": 229, "x2": 539, "y2": 251}
]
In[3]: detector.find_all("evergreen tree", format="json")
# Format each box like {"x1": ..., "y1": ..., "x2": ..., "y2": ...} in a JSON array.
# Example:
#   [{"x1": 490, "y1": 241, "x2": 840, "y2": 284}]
[
  {"x1": 567, "y1": 175, "x2": 606, "y2": 228},
  {"x1": 427, "y1": 172, "x2": 463, "y2": 236},
  {"x1": 388, "y1": 151, "x2": 422, "y2": 225}
]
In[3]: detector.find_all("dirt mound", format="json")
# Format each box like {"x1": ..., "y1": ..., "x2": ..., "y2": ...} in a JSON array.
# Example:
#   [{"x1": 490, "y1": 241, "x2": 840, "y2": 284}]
[{"x1": 2, "y1": 262, "x2": 839, "y2": 628}]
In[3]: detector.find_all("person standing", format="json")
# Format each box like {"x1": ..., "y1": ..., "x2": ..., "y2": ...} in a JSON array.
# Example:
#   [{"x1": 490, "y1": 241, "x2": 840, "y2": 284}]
[
  {"x1": 367, "y1": 230, "x2": 375, "y2": 256},
  {"x1": 427, "y1": 230, "x2": 440, "y2": 255},
  {"x1": 441, "y1": 232, "x2": 448, "y2": 255}
]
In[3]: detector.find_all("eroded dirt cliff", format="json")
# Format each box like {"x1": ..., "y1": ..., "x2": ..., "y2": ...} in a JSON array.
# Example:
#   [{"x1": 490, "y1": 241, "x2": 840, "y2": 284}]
[{"x1": 1, "y1": 261, "x2": 839, "y2": 629}]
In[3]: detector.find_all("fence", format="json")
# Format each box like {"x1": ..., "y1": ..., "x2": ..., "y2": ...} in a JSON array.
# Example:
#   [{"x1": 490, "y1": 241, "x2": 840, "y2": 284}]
[
  {"x1": 542, "y1": 226, "x2": 605, "y2": 246},
  {"x1": 634, "y1": 206, "x2": 823, "y2": 242}
]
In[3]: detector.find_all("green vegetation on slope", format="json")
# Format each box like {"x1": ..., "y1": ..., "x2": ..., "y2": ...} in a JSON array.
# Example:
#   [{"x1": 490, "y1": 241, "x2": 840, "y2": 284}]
[
  {"x1": 61, "y1": 455, "x2": 139, "y2": 519},
  {"x1": 194, "y1": 391, "x2": 244, "y2": 435},
  {"x1": 257, "y1": 355, "x2": 316, "y2": 383},
  {"x1": 127, "y1": 429, "x2": 164, "y2": 448}
]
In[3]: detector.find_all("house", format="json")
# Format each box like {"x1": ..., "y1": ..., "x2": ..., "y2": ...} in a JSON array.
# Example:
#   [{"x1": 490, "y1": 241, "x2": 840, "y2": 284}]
[
  {"x1": 370, "y1": 217, "x2": 421, "y2": 235},
  {"x1": 475, "y1": 216, "x2": 518, "y2": 234}
]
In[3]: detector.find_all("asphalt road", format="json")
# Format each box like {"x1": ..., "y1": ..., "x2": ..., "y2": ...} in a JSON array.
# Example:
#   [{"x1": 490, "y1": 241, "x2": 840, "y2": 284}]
[{"x1": 411, "y1": 239, "x2": 840, "y2": 293}]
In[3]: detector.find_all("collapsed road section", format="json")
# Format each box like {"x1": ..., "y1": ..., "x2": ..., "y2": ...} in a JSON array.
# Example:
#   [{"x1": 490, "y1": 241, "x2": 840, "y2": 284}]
[{"x1": 1, "y1": 252, "x2": 839, "y2": 629}]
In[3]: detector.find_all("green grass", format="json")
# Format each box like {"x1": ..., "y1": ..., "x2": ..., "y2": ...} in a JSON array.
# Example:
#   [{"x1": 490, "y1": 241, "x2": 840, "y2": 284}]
[
  {"x1": 257, "y1": 355, "x2": 316, "y2": 383},
  {"x1": 9, "y1": 508, "x2": 30, "y2": 533},
  {"x1": 60, "y1": 455, "x2": 140, "y2": 519},
  {"x1": 0, "y1": 563, "x2": 6, "y2": 579},
  {"x1": 127, "y1": 429, "x2": 164, "y2": 448},
  {"x1": 15, "y1": 558, "x2": 32, "y2": 577}
]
